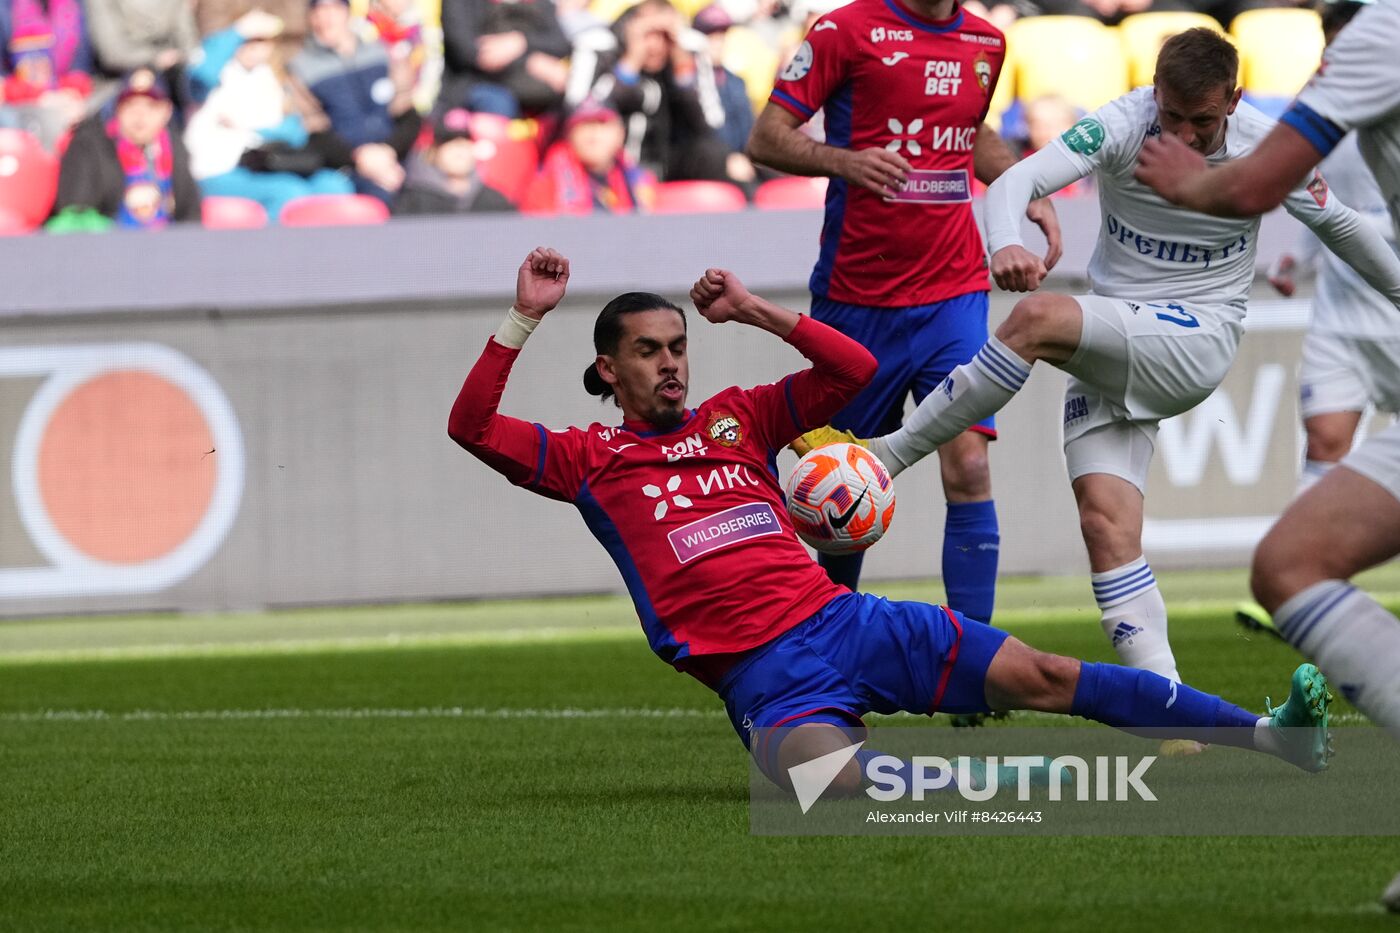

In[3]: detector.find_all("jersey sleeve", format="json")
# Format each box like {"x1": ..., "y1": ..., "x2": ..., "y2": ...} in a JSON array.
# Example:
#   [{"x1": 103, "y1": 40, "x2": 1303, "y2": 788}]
[
  {"x1": 742, "y1": 315, "x2": 878, "y2": 450},
  {"x1": 769, "y1": 14, "x2": 852, "y2": 122},
  {"x1": 447, "y1": 338, "x2": 588, "y2": 503},
  {"x1": 1288, "y1": 0, "x2": 1400, "y2": 155},
  {"x1": 1284, "y1": 169, "x2": 1400, "y2": 311},
  {"x1": 1049, "y1": 92, "x2": 1141, "y2": 176}
]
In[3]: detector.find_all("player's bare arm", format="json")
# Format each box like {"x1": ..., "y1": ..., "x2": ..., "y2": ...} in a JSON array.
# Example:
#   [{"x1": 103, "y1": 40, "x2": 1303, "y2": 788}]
[
  {"x1": 747, "y1": 104, "x2": 909, "y2": 198},
  {"x1": 690, "y1": 268, "x2": 801, "y2": 337},
  {"x1": 1136, "y1": 123, "x2": 1323, "y2": 217},
  {"x1": 972, "y1": 124, "x2": 1063, "y2": 272}
]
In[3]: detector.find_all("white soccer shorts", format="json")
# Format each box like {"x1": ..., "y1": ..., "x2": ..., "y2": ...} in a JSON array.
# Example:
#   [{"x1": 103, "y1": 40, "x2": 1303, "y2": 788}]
[
  {"x1": 1299, "y1": 330, "x2": 1400, "y2": 419},
  {"x1": 1060, "y1": 294, "x2": 1243, "y2": 491}
]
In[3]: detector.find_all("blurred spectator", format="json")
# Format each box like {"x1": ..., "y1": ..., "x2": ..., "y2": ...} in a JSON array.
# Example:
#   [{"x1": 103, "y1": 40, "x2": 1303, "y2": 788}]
[
  {"x1": 364, "y1": 0, "x2": 426, "y2": 99},
  {"x1": 439, "y1": 0, "x2": 570, "y2": 117},
  {"x1": 521, "y1": 99, "x2": 654, "y2": 213},
  {"x1": 51, "y1": 67, "x2": 200, "y2": 227},
  {"x1": 692, "y1": 4, "x2": 752, "y2": 156},
  {"x1": 1023, "y1": 93, "x2": 1078, "y2": 154},
  {"x1": 584, "y1": 0, "x2": 735, "y2": 185},
  {"x1": 197, "y1": 0, "x2": 307, "y2": 66},
  {"x1": 1020, "y1": 93, "x2": 1091, "y2": 196},
  {"x1": 0, "y1": 0, "x2": 93, "y2": 147},
  {"x1": 288, "y1": 0, "x2": 421, "y2": 202},
  {"x1": 394, "y1": 107, "x2": 515, "y2": 215},
  {"x1": 83, "y1": 0, "x2": 199, "y2": 87},
  {"x1": 960, "y1": 0, "x2": 1019, "y2": 29},
  {"x1": 185, "y1": 10, "x2": 353, "y2": 219}
]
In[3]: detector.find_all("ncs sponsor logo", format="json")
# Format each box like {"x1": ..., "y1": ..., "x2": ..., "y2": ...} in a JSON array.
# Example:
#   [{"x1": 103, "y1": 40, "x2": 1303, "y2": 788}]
[{"x1": 0, "y1": 344, "x2": 244, "y2": 599}]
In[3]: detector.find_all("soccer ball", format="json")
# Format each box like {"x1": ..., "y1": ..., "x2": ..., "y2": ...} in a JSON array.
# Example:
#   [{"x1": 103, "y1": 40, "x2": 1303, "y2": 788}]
[{"x1": 784, "y1": 443, "x2": 896, "y2": 555}]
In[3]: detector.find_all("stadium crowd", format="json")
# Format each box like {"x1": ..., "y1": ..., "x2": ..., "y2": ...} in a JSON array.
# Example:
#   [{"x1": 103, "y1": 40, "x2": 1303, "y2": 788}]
[{"x1": 0, "y1": 0, "x2": 1324, "y2": 230}]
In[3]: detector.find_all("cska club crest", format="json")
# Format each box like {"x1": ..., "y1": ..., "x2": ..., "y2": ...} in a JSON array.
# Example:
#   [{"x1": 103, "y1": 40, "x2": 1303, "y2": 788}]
[
  {"x1": 973, "y1": 51, "x2": 991, "y2": 91},
  {"x1": 706, "y1": 412, "x2": 744, "y2": 447}
]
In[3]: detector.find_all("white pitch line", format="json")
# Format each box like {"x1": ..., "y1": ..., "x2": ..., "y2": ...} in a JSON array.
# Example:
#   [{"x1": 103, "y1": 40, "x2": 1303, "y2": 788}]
[
  {"x1": 0, "y1": 706, "x2": 725, "y2": 724},
  {"x1": 0, "y1": 707, "x2": 1370, "y2": 725}
]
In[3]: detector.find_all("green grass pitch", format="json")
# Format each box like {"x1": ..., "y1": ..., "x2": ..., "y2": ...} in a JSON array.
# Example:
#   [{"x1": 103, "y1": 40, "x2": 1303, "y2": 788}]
[{"x1": 2, "y1": 570, "x2": 1399, "y2": 931}]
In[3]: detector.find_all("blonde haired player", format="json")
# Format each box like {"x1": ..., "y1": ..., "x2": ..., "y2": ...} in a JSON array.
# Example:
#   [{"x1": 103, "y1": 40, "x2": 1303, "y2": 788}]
[
  {"x1": 796, "y1": 28, "x2": 1400, "y2": 702},
  {"x1": 1136, "y1": 0, "x2": 1400, "y2": 911}
]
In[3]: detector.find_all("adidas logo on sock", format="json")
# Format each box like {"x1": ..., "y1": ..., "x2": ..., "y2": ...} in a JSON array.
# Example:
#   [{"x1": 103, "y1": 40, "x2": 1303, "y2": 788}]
[{"x1": 1111, "y1": 621, "x2": 1143, "y2": 647}]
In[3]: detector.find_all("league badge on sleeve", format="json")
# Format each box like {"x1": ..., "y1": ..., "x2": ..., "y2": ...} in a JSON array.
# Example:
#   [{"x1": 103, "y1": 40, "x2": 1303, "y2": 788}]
[
  {"x1": 781, "y1": 41, "x2": 814, "y2": 81},
  {"x1": 1307, "y1": 171, "x2": 1329, "y2": 208},
  {"x1": 1061, "y1": 118, "x2": 1105, "y2": 155}
]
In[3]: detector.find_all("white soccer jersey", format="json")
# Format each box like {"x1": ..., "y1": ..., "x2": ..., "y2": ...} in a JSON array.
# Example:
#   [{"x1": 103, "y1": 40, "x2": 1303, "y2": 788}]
[
  {"x1": 1304, "y1": 135, "x2": 1400, "y2": 337},
  {"x1": 1290, "y1": 0, "x2": 1400, "y2": 236},
  {"x1": 1023, "y1": 88, "x2": 1348, "y2": 315}
]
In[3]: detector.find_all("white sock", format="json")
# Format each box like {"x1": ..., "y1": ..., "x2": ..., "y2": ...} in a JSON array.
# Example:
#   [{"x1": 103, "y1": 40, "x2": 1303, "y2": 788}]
[
  {"x1": 1296, "y1": 459, "x2": 1336, "y2": 495},
  {"x1": 1275, "y1": 580, "x2": 1400, "y2": 741},
  {"x1": 1092, "y1": 556, "x2": 1180, "y2": 682},
  {"x1": 880, "y1": 337, "x2": 1032, "y2": 475}
]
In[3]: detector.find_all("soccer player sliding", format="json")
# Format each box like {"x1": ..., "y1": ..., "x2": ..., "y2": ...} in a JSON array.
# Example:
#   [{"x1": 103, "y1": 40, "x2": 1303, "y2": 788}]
[
  {"x1": 796, "y1": 29, "x2": 1400, "y2": 721},
  {"x1": 448, "y1": 246, "x2": 1332, "y2": 798}
]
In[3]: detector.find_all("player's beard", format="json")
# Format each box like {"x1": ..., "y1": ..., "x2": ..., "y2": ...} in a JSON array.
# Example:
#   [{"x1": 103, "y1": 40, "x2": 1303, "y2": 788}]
[
  {"x1": 648, "y1": 380, "x2": 687, "y2": 429},
  {"x1": 649, "y1": 399, "x2": 687, "y2": 430}
]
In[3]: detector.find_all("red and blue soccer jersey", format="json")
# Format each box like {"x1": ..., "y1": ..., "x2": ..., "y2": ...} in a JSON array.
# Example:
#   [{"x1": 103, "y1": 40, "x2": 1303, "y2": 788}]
[
  {"x1": 449, "y1": 316, "x2": 877, "y2": 671},
  {"x1": 770, "y1": 0, "x2": 1006, "y2": 307}
]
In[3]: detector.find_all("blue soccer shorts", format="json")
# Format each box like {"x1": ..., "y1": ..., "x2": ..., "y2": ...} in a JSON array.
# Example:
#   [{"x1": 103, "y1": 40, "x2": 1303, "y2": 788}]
[
  {"x1": 717, "y1": 591, "x2": 1010, "y2": 781},
  {"x1": 810, "y1": 292, "x2": 997, "y2": 439}
]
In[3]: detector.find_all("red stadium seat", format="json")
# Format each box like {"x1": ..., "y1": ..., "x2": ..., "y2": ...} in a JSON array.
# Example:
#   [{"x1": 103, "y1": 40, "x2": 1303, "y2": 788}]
[
  {"x1": 650, "y1": 180, "x2": 748, "y2": 214},
  {"x1": 0, "y1": 205, "x2": 36, "y2": 235},
  {"x1": 278, "y1": 194, "x2": 390, "y2": 227},
  {"x1": 202, "y1": 196, "x2": 269, "y2": 230},
  {"x1": 754, "y1": 176, "x2": 828, "y2": 210},
  {"x1": 0, "y1": 128, "x2": 58, "y2": 228}
]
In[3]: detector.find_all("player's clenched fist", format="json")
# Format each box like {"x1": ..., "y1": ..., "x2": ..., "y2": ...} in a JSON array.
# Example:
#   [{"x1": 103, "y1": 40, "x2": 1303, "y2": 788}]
[
  {"x1": 990, "y1": 245, "x2": 1048, "y2": 293},
  {"x1": 690, "y1": 268, "x2": 754, "y2": 324},
  {"x1": 839, "y1": 147, "x2": 911, "y2": 198},
  {"x1": 514, "y1": 247, "x2": 570, "y2": 320}
]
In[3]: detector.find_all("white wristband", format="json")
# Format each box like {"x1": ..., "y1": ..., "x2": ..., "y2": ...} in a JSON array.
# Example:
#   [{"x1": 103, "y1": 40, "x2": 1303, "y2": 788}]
[{"x1": 494, "y1": 306, "x2": 541, "y2": 349}]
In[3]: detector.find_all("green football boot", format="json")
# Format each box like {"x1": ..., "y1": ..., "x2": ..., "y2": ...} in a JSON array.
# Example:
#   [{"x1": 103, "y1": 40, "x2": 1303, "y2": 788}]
[
  {"x1": 1265, "y1": 663, "x2": 1334, "y2": 772},
  {"x1": 1234, "y1": 600, "x2": 1284, "y2": 641}
]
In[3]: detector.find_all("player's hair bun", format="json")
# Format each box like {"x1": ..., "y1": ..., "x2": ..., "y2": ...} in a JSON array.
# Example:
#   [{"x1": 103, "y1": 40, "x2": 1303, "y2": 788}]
[{"x1": 583, "y1": 362, "x2": 613, "y2": 399}]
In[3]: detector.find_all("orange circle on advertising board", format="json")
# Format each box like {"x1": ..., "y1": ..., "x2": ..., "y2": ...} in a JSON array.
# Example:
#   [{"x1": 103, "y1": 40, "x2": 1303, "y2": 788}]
[{"x1": 37, "y1": 371, "x2": 217, "y2": 564}]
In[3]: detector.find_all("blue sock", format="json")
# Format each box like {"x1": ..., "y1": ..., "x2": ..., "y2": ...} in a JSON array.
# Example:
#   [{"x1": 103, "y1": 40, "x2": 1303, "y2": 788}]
[
  {"x1": 942, "y1": 500, "x2": 999, "y2": 622},
  {"x1": 819, "y1": 551, "x2": 865, "y2": 591},
  {"x1": 856, "y1": 749, "x2": 960, "y2": 792},
  {"x1": 1071, "y1": 662, "x2": 1260, "y2": 745}
]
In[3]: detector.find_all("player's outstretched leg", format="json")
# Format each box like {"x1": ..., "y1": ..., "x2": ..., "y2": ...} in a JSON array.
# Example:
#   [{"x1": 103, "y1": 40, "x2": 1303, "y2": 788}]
[
  {"x1": 1252, "y1": 461, "x2": 1400, "y2": 741},
  {"x1": 982, "y1": 634, "x2": 1334, "y2": 772},
  {"x1": 869, "y1": 294, "x2": 1082, "y2": 476}
]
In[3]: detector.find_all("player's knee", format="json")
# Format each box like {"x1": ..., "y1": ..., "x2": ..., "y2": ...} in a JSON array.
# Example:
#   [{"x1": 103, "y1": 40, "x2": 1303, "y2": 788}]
[
  {"x1": 774, "y1": 723, "x2": 863, "y2": 796},
  {"x1": 998, "y1": 293, "x2": 1065, "y2": 357},
  {"x1": 1303, "y1": 427, "x2": 1351, "y2": 464},
  {"x1": 1251, "y1": 526, "x2": 1323, "y2": 612},
  {"x1": 1078, "y1": 501, "x2": 1134, "y2": 562},
  {"x1": 986, "y1": 637, "x2": 1078, "y2": 712},
  {"x1": 939, "y1": 444, "x2": 990, "y2": 497}
]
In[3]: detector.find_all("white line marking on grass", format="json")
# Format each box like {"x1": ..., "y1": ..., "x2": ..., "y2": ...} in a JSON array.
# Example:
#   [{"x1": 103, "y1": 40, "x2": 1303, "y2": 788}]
[
  {"x1": 0, "y1": 707, "x2": 1371, "y2": 725},
  {"x1": 0, "y1": 706, "x2": 726, "y2": 724},
  {"x1": 0, "y1": 626, "x2": 641, "y2": 665}
]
